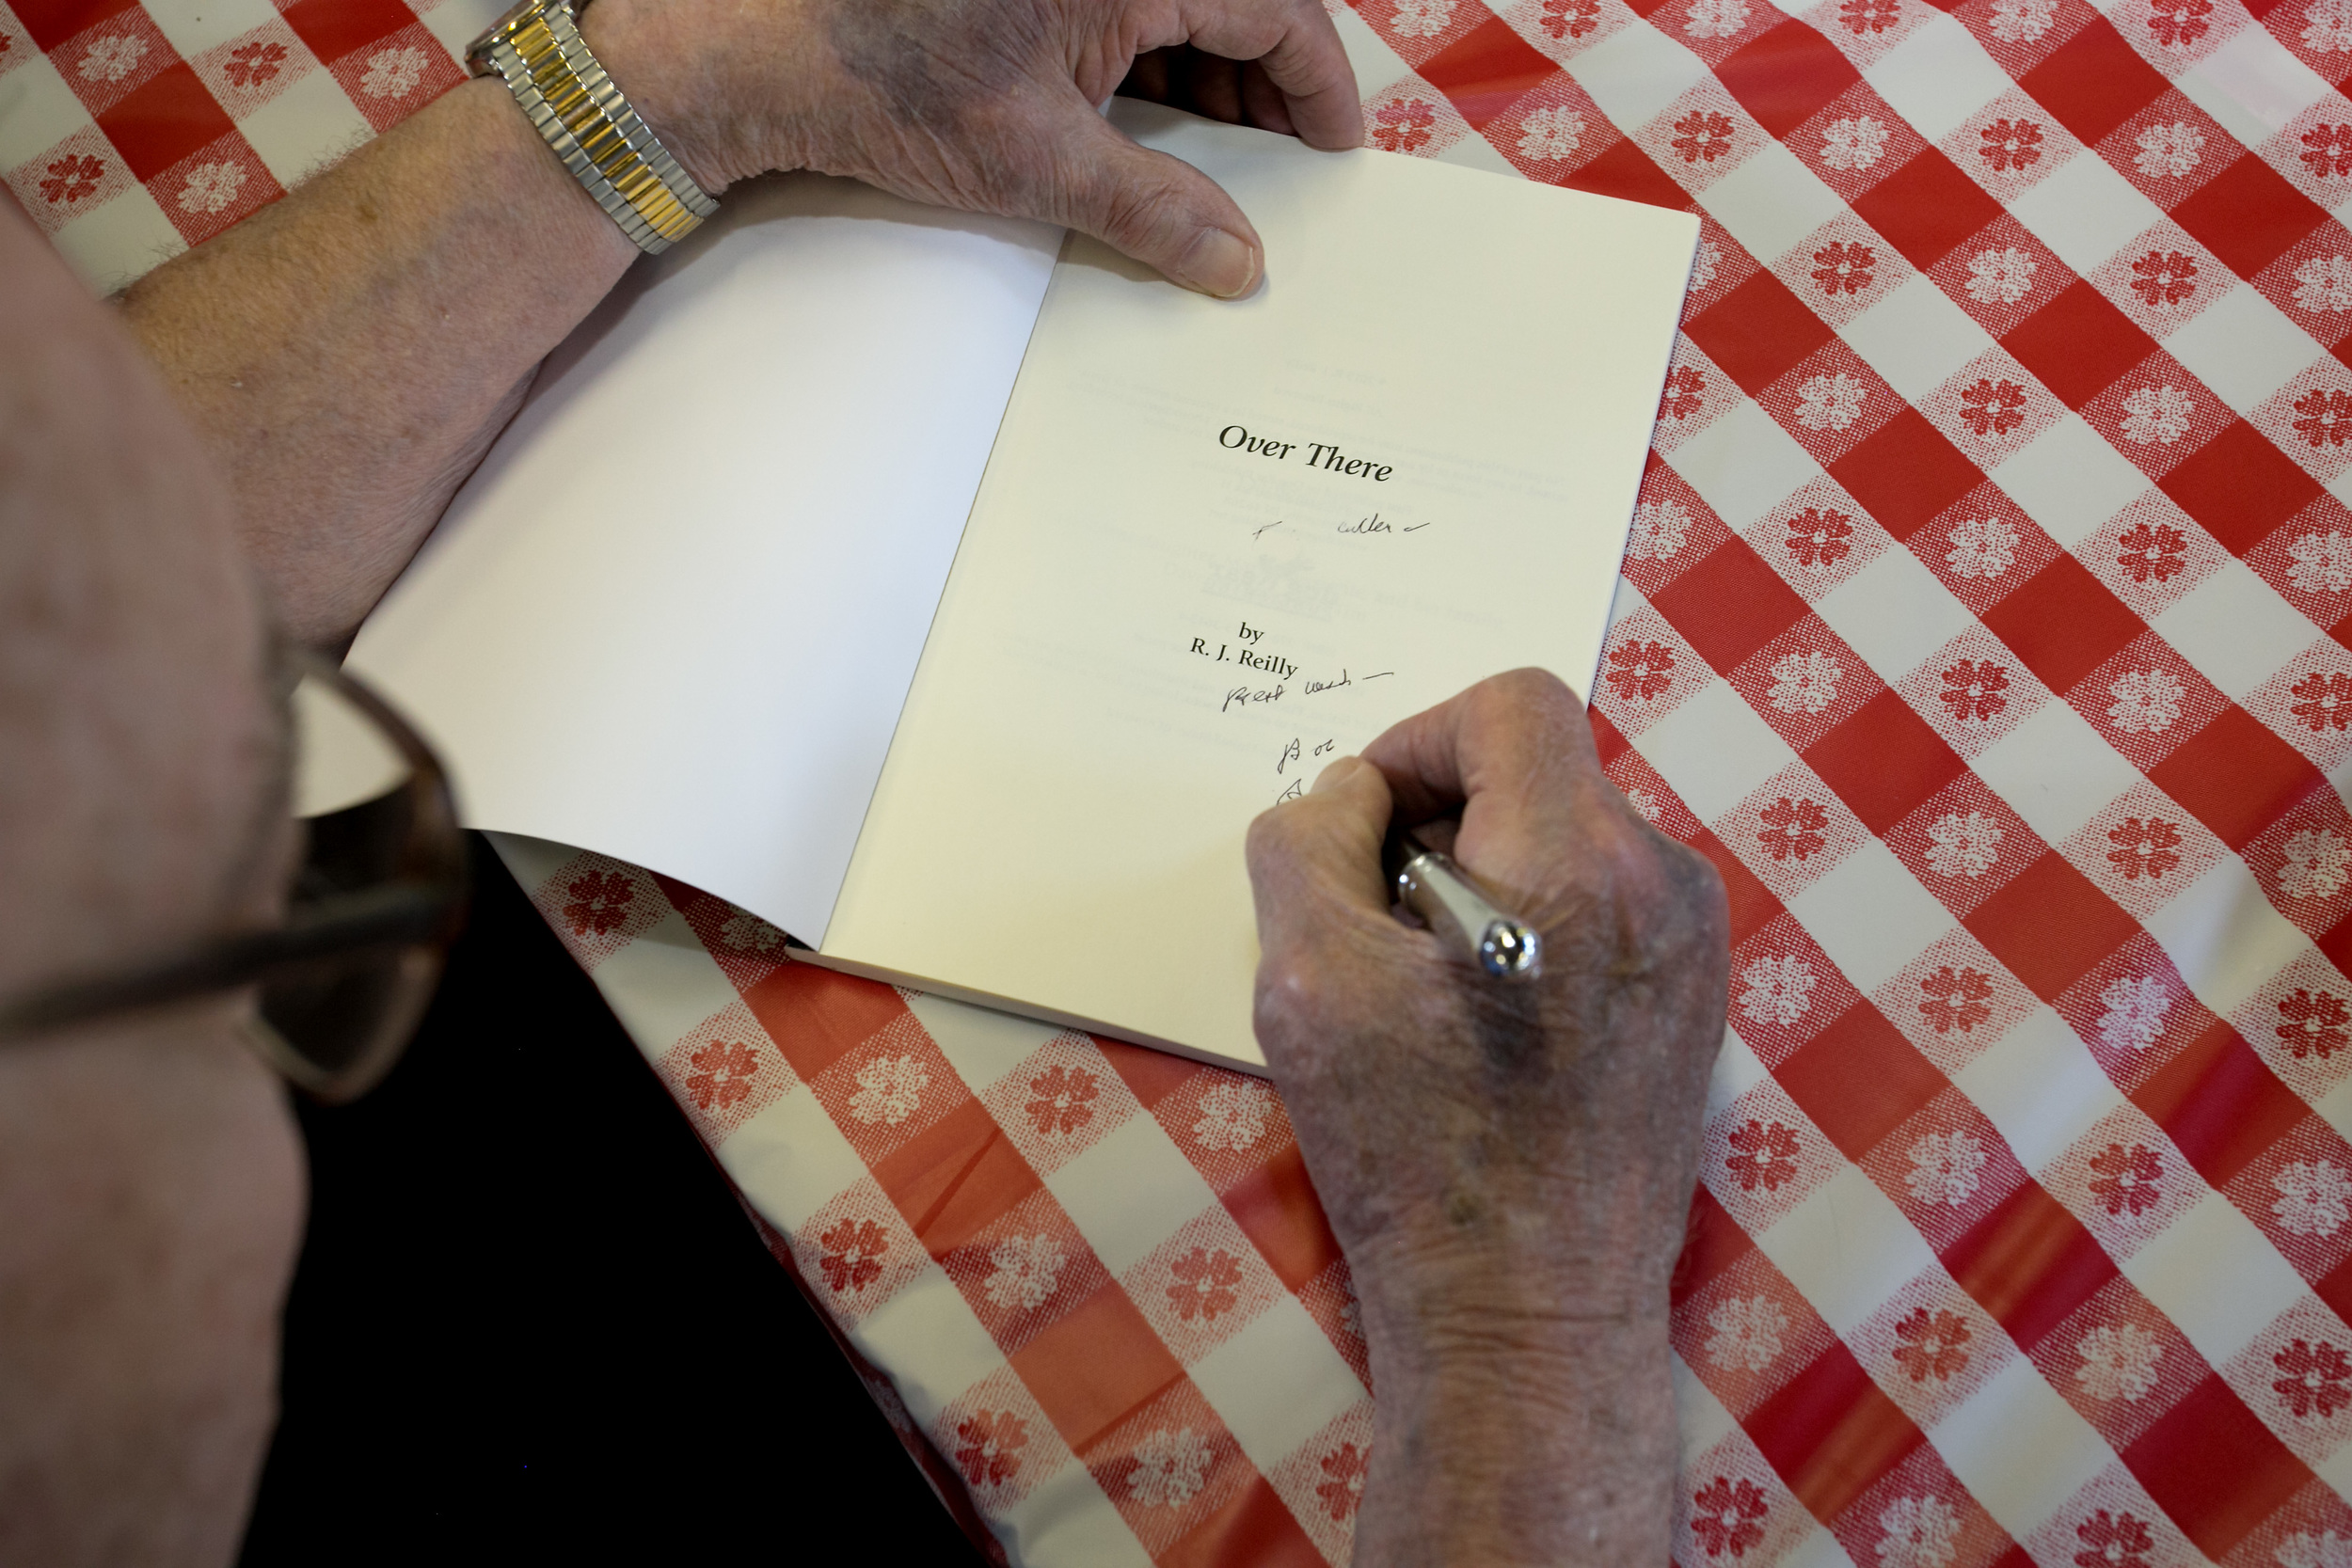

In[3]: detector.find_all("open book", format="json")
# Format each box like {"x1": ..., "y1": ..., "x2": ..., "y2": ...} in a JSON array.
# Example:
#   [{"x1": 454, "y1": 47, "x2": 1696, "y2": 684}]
[{"x1": 345, "y1": 101, "x2": 1697, "y2": 1071}]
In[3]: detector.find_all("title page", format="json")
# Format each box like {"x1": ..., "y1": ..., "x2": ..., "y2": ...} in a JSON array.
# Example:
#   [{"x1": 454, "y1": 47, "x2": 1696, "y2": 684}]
[{"x1": 818, "y1": 103, "x2": 1698, "y2": 1068}]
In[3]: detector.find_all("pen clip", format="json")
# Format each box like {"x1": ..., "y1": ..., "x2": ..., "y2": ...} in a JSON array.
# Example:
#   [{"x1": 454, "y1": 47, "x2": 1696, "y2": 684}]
[{"x1": 1385, "y1": 827, "x2": 1543, "y2": 982}]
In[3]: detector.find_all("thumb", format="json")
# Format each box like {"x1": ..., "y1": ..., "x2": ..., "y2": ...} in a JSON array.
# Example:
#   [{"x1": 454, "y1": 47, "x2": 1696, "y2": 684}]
[
  {"x1": 1037, "y1": 106, "x2": 1264, "y2": 298},
  {"x1": 1245, "y1": 755, "x2": 1394, "y2": 963}
]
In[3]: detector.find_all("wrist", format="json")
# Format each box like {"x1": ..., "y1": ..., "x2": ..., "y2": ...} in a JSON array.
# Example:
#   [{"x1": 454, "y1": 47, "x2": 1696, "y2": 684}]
[{"x1": 577, "y1": 0, "x2": 793, "y2": 193}]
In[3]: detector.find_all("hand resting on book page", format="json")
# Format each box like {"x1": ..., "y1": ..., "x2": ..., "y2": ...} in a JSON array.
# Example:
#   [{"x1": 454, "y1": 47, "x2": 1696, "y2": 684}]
[
  {"x1": 124, "y1": 0, "x2": 1360, "y2": 644},
  {"x1": 1246, "y1": 669, "x2": 1731, "y2": 1567}
]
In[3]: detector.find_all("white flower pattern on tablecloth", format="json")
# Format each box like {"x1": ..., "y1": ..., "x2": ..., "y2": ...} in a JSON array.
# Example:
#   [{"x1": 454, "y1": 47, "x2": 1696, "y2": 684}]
[
  {"x1": 1965, "y1": 247, "x2": 2038, "y2": 305},
  {"x1": 1795, "y1": 372, "x2": 1865, "y2": 431},
  {"x1": 2121, "y1": 384, "x2": 2193, "y2": 445},
  {"x1": 1128, "y1": 1428, "x2": 1212, "y2": 1507},
  {"x1": 1706, "y1": 1294, "x2": 1788, "y2": 1371},
  {"x1": 1392, "y1": 0, "x2": 1455, "y2": 32},
  {"x1": 2281, "y1": 829, "x2": 2352, "y2": 899},
  {"x1": 360, "y1": 44, "x2": 426, "y2": 99},
  {"x1": 1989, "y1": 0, "x2": 2055, "y2": 37},
  {"x1": 1686, "y1": 0, "x2": 1751, "y2": 35},
  {"x1": 2275, "y1": 1161, "x2": 2352, "y2": 1237},
  {"x1": 2096, "y1": 974, "x2": 2169, "y2": 1052},
  {"x1": 720, "y1": 911, "x2": 786, "y2": 952},
  {"x1": 2309, "y1": 0, "x2": 2352, "y2": 49},
  {"x1": 178, "y1": 161, "x2": 244, "y2": 214},
  {"x1": 2296, "y1": 256, "x2": 2352, "y2": 313},
  {"x1": 1876, "y1": 1496, "x2": 1962, "y2": 1568},
  {"x1": 1519, "y1": 105, "x2": 1585, "y2": 160},
  {"x1": 1945, "y1": 515, "x2": 2018, "y2": 579},
  {"x1": 1740, "y1": 954, "x2": 1817, "y2": 1024},
  {"x1": 2278, "y1": 1528, "x2": 2352, "y2": 1568},
  {"x1": 2074, "y1": 1323, "x2": 2161, "y2": 1401},
  {"x1": 984, "y1": 1233, "x2": 1065, "y2": 1310},
  {"x1": 80, "y1": 33, "x2": 145, "y2": 81},
  {"x1": 1624, "y1": 785, "x2": 1663, "y2": 822},
  {"x1": 1907, "y1": 1131, "x2": 1987, "y2": 1205},
  {"x1": 1926, "y1": 811, "x2": 2003, "y2": 879},
  {"x1": 1691, "y1": 242, "x2": 1721, "y2": 292},
  {"x1": 1769, "y1": 649, "x2": 1843, "y2": 715},
  {"x1": 1629, "y1": 499, "x2": 1692, "y2": 559},
  {"x1": 2134, "y1": 121, "x2": 2204, "y2": 178},
  {"x1": 850, "y1": 1053, "x2": 929, "y2": 1125},
  {"x1": 2291, "y1": 530, "x2": 2352, "y2": 593},
  {"x1": 1193, "y1": 1078, "x2": 1272, "y2": 1151},
  {"x1": 1821, "y1": 116, "x2": 1889, "y2": 170},
  {"x1": 2107, "y1": 668, "x2": 2185, "y2": 734}
]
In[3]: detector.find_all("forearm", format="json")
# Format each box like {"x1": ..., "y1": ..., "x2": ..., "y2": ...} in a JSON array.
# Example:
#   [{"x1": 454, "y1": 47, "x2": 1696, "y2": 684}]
[
  {"x1": 119, "y1": 73, "x2": 638, "y2": 645},
  {"x1": 1359, "y1": 1320, "x2": 1676, "y2": 1567}
]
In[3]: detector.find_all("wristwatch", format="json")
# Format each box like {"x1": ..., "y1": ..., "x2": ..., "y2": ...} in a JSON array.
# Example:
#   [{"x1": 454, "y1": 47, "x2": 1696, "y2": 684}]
[{"x1": 466, "y1": 0, "x2": 717, "y2": 254}]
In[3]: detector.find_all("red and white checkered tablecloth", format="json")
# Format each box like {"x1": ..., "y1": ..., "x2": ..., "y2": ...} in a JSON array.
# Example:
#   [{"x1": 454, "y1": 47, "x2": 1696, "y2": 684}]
[{"x1": 13, "y1": 0, "x2": 2352, "y2": 1560}]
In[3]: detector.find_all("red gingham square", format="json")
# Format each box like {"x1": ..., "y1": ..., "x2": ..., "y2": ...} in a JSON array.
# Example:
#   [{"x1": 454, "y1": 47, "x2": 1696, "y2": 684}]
[
  {"x1": 2015, "y1": 13, "x2": 2174, "y2": 148},
  {"x1": 1944, "y1": 87, "x2": 2088, "y2": 202},
  {"x1": 1740, "y1": 473, "x2": 1891, "y2": 601},
  {"x1": 2252, "y1": 218, "x2": 2352, "y2": 352},
  {"x1": 2027, "y1": 1279, "x2": 2208, "y2": 1449},
  {"x1": 2082, "y1": 491, "x2": 2227, "y2": 622},
  {"x1": 1716, "y1": 759, "x2": 1875, "y2": 901},
  {"x1": 1476, "y1": 65, "x2": 1615, "y2": 181},
  {"x1": 1593, "y1": 604, "x2": 1713, "y2": 736},
  {"x1": 1672, "y1": 1247, "x2": 1842, "y2": 1418},
  {"x1": 1756, "y1": 339, "x2": 1904, "y2": 467},
  {"x1": 1820, "y1": 1445, "x2": 2017, "y2": 1568},
  {"x1": 1925, "y1": 213, "x2": 2071, "y2": 341},
  {"x1": 1782, "y1": 79, "x2": 1930, "y2": 204},
  {"x1": 1727, "y1": 615, "x2": 1885, "y2": 752},
  {"x1": 2156, "y1": 418, "x2": 2327, "y2": 555},
  {"x1": 1851, "y1": 147, "x2": 2008, "y2": 271},
  {"x1": 2246, "y1": 639, "x2": 2352, "y2": 771},
  {"x1": 1843, "y1": 1268, "x2": 2016, "y2": 1430},
  {"x1": 1826, "y1": 407, "x2": 1988, "y2": 543},
  {"x1": 2252, "y1": 360, "x2": 2352, "y2": 485},
  {"x1": 2223, "y1": 1295, "x2": 2352, "y2": 1469},
  {"x1": 1908, "y1": 483, "x2": 2065, "y2": 616},
  {"x1": 2235, "y1": 950, "x2": 2352, "y2": 1109},
  {"x1": 1729, "y1": 913, "x2": 1868, "y2": 1066},
  {"x1": 2173, "y1": 150, "x2": 2334, "y2": 282},
  {"x1": 2003, "y1": 280, "x2": 2165, "y2": 410},
  {"x1": 1649, "y1": 332, "x2": 1742, "y2": 459},
  {"x1": 1916, "y1": 349, "x2": 2067, "y2": 473},
  {"x1": 1677, "y1": 1431, "x2": 1819, "y2": 1568},
  {"x1": 2058, "y1": 783, "x2": 2230, "y2": 920},
  {"x1": 2095, "y1": 87, "x2": 2237, "y2": 212},
  {"x1": 1766, "y1": 213, "x2": 1914, "y2": 332},
  {"x1": 1411, "y1": 8, "x2": 1557, "y2": 130},
  {"x1": 938, "y1": 1187, "x2": 1115, "y2": 1355},
  {"x1": 1686, "y1": 267, "x2": 1841, "y2": 397},
  {"x1": 1712, "y1": 18, "x2": 1866, "y2": 136},
  {"x1": 1895, "y1": 625, "x2": 2054, "y2": 760},
  {"x1": 1948, "y1": 0, "x2": 2101, "y2": 74},
  {"x1": 5, "y1": 122, "x2": 131, "y2": 233},
  {"x1": 2226, "y1": 1117, "x2": 2352, "y2": 1290},
  {"x1": 653, "y1": 1001, "x2": 798, "y2": 1144},
  {"x1": 1873, "y1": 930, "x2": 2042, "y2": 1074}
]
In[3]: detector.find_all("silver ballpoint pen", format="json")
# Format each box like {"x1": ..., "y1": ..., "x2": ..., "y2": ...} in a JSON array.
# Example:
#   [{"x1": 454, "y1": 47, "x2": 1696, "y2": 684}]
[{"x1": 1384, "y1": 827, "x2": 1543, "y2": 981}]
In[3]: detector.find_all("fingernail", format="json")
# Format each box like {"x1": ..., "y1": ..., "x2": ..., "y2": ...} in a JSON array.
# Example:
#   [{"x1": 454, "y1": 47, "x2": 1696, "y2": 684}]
[{"x1": 1178, "y1": 228, "x2": 1258, "y2": 298}]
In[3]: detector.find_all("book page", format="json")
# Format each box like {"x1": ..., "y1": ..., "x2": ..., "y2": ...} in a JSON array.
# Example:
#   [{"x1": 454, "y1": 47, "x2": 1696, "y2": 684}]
[
  {"x1": 819, "y1": 103, "x2": 1697, "y2": 1069},
  {"x1": 344, "y1": 176, "x2": 1057, "y2": 942}
]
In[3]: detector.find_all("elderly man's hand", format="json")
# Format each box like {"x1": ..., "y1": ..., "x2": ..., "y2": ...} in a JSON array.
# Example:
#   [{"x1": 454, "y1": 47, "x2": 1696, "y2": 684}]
[
  {"x1": 1245, "y1": 668, "x2": 1729, "y2": 1564},
  {"x1": 586, "y1": 0, "x2": 1361, "y2": 298}
]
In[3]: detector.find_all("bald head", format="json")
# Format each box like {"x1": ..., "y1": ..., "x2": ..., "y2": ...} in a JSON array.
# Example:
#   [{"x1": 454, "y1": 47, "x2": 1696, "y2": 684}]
[{"x1": 0, "y1": 202, "x2": 304, "y2": 1568}]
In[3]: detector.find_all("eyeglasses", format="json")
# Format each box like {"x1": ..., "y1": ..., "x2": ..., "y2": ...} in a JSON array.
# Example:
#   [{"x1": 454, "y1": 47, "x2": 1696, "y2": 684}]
[{"x1": 0, "y1": 656, "x2": 469, "y2": 1103}]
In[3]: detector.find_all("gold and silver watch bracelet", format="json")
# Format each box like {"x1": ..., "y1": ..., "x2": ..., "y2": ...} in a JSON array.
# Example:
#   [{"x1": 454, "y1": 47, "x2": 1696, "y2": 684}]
[{"x1": 467, "y1": 0, "x2": 717, "y2": 254}]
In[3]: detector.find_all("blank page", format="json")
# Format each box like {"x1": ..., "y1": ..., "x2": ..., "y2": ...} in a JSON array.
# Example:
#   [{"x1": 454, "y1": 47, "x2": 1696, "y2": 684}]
[{"x1": 346, "y1": 177, "x2": 1057, "y2": 941}]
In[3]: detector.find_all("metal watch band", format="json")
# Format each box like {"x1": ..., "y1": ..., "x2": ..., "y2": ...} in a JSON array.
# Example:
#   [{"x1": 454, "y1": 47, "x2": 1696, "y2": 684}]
[{"x1": 468, "y1": 0, "x2": 717, "y2": 255}]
